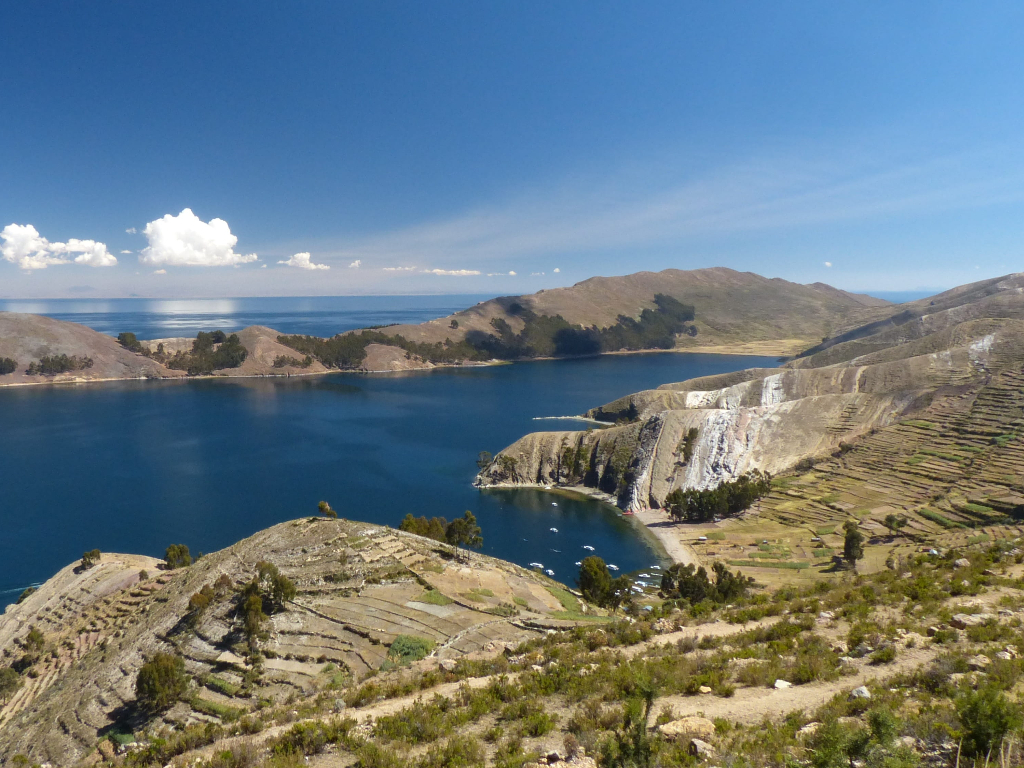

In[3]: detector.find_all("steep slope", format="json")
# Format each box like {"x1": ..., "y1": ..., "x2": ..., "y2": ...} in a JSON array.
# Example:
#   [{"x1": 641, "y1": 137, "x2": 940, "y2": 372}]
[
  {"x1": 0, "y1": 518, "x2": 590, "y2": 764},
  {"x1": 476, "y1": 274, "x2": 1024, "y2": 516}
]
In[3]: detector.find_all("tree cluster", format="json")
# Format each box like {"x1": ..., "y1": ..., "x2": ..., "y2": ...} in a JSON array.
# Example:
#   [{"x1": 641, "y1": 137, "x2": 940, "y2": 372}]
[
  {"x1": 664, "y1": 470, "x2": 772, "y2": 523},
  {"x1": 186, "y1": 573, "x2": 233, "y2": 627},
  {"x1": 577, "y1": 556, "x2": 632, "y2": 610},
  {"x1": 843, "y1": 520, "x2": 865, "y2": 568},
  {"x1": 26, "y1": 354, "x2": 94, "y2": 375},
  {"x1": 135, "y1": 652, "x2": 189, "y2": 713},
  {"x1": 81, "y1": 549, "x2": 101, "y2": 569},
  {"x1": 0, "y1": 667, "x2": 21, "y2": 702},
  {"x1": 0, "y1": 357, "x2": 17, "y2": 375},
  {"x1": 116, "y1": 332, "x2": 148, "y2": 354},
  {"x1": 238, "y1": 562, "x2": 296, "y2": 647},
  {"x1": 659, "y1": 562, "x2": 753, "y2": 604},
  {"x1": 164, "y1": 543, "x2": 192, "y2": 570},
  {"x1": 164, "y1": 331, "x2": 248, "y2": 375},
  {"x1": 273, "y1": 354, "x2": 314, "y2": 369},
  {"x1": 318, "y1": 500, "x2": 338, "y2": 518},
  {"x1": 399, "y1": 511, "x2": 483, "y2": 560}
]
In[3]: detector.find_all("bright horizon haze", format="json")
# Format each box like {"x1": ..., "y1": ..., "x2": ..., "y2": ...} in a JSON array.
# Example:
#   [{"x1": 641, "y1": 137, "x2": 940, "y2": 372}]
[{"x1": 2, "y1": 2, "x2": 1023, "y2": 299}]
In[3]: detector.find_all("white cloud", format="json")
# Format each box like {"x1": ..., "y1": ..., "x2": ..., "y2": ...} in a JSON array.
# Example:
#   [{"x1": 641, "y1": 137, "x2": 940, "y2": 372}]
[
  {"x1": 530, "y1": 272, "x2": 545, "y2": 276},
  {"x1": 349, "y1": 259, "x2": 361, "y2": 268},
  {"x1": 553, "y1": 267, "x2": 560, "y2": 273},
  {"x1": 824, "y1": 261, "x2": 833, "y2": 267},
  {"x1": 487, "y1": 270, "x2": 519, "y2": 276},
  {"x1": 120, "y1": 249, "x2": 133, "y2": 254},
  {"x1": 154, "y1": 269, "x2": 167, "y2": 274},
  {"x1": 1, "y1": 223, "x2": 117, "y2": 270},
  {"x1": 424, "y1": 268, "x2": 481, "y2": 276},
  {"x1": 508, "y1": 270, "x2": 516, "y2": 276},
  {"x1": 140, "y1": 208, "x2": 257, "y2": 267},
  {"x1": 383, "y1": 266, "x2": 416, "y2": 272},
  {"x1": 278, "y1": 252, "x2": 330, "y2": 270},
  {"x1": 125, "y1": 227, "x2": 137, "y2": 234}
]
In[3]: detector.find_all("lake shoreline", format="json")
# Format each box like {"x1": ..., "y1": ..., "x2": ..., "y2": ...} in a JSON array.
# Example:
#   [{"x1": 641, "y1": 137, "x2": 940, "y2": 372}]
[{"x1": 478, "y1": 481, "x2": 696, "y2": 568}]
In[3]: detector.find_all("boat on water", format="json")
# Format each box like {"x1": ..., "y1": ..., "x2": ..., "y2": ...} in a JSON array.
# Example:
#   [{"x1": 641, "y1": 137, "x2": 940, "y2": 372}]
[
  {"x1": 529, "y1": 562, "x2": 544, "y2": 568},
  {"x1": 550, "y1": 527, "x2": 558, "y2": 533},
  {"x1": 608, "y1": 564, "x2": 619, "y2": 571},
  {"x1": 583, "y1": 545, "x2": 595, "y2": 551},
  {"x1": 544, "y1": 569, "x2": 555, "y2": 576}
]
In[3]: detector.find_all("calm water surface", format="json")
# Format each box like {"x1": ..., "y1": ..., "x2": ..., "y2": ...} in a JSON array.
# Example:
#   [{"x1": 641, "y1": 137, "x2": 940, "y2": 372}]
[{"x1": 0, "y1": 297, "x2": 776, "y2": 603}]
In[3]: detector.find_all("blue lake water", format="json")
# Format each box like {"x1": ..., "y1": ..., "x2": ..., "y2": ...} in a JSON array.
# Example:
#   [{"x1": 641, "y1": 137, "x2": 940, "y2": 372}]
[{"x1": 0, "y1": 297, "x2": 777, "y2": 604}]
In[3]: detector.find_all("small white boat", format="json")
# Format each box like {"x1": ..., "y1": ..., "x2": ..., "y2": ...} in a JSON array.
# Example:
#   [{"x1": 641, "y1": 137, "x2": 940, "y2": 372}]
[
  {"x1": 575, "y1": 561, "x2": 582, "y2": 566},
  {"x1": 608, "y1": 564, "x2": 619, "y2": 571},
  {"x1": 650, "y1": 565, "x2": 661, "y2": 569},
  {"x1": 639, "y1": 573, "x2": 651, "y2": 578},
  {"x1": 551, "y1": 502, "x2": 558, "y2": 507},
  {"x1": 583, "y1": 545, "x2": 595, "y2": 551},
  {"x1": 529, "y1": 562, "x2": 544, "y2": 568},
  {"x1": 550, "y1": 527, "x2": 558, "y2": 533},
  {"x1": 697, "y1": 536, "x2": 708, "y2": 542},
  {"x1": 544, "y1": 569, "x2": 555, "y2": 576}
]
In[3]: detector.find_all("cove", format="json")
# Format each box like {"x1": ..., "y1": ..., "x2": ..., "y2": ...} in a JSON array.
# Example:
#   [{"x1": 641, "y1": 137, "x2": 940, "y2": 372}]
[{"x1": 0, "y1": 352, "x2": 776, "y2": 603}]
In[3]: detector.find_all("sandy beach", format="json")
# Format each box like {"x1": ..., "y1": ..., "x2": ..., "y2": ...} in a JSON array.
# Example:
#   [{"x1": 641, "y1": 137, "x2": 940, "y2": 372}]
[{"x1": 631, "y1": 507, "x2": 700, "y2": 567}]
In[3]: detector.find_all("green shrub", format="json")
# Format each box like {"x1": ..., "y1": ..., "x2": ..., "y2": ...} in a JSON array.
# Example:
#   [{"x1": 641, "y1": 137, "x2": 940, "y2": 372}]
[
  {"x1": 956, "y1": 685, "x2": 1022, "y2": 757},
  {"x1": 388, "y1": 635, "x2": 434, "y2": 666},
  {"x1": 136, "y1": 652, "x2": 189, "y2": 712}
]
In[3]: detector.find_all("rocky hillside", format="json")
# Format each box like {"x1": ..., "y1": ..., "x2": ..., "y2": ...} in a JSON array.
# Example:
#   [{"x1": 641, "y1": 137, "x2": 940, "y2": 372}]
[
  {"x1": 476, "y1": 273, "x2": 1024, "y2": 515},
  {"x1": 0, "y1": 517, "x2": 598, "y2": 764},
  {"x1": 0, "y1": 313, "x2": 183, "y2": 385},
  {"x1": 369, "y1": 267, "x2": 893, "y2": 356}
]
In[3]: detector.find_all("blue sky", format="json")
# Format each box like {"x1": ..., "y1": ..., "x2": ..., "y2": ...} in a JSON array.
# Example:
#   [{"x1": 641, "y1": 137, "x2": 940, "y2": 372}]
[{"x1": 1, "y1": 2, "x2": 1023, "y2": 298}]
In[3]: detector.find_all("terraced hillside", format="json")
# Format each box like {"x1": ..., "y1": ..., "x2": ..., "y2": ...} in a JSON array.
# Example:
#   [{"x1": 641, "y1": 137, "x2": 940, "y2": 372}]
[
  {"x1": 0, "y1": 518, "x2": 596, "y2": 764},
  {"x1": 476, "y1": 273, "x2": 1024, "y2": 579}
]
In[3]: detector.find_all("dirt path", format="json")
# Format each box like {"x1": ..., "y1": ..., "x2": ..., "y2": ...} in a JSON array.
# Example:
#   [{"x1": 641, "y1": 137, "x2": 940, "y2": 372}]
[
  {"x1": 653, "y1": 645, "x2": 936, "y2": 725},
  {"x1": 182, "y1": 615, "x2": 934, "y2": 760}
]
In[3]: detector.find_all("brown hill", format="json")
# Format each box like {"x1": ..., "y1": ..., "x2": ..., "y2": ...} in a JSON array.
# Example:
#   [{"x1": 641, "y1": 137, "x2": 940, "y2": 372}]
[
  {"x1": 366, "y1": 267, "x2": 893, "y2": 356},
  {"x1": 0, "y1": 312, "x2": 182, "y2": 385}
]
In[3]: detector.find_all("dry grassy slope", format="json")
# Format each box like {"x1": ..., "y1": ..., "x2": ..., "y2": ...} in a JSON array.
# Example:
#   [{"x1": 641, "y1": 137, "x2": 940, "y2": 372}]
[
  {"x1": 477, "y1": 287, "x2": 1024, "y2": 514},
  {"x1": 0, "y1": 312, "x2": 182, "y2": 384},
  {"x1": 361, "y1": 268, "x2": 892, "y2": 351},
  {"x1": 0, "y1": 518, "x2": 591, "y2": 764}
]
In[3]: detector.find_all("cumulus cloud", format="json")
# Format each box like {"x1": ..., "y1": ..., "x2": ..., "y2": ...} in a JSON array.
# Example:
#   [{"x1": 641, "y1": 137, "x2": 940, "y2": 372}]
[
  {"x1": 553, "y1": 267, "x2": 560, "y2": 273},
  {"x1": 154, "y1": 269, "x2": 167, "y2": 274},
  {"x1": 120, "y1": 249, "x2": 133, "y2": 254},
  {"x1": 140, "y1": 208, "x2": 257, "y2": 267},
  {"x1": 1, "y1": 223, "x2": 117, "y2": 270},
  {"x1": 824, "y1": 261, "x2": 833, "y2": 267},
  {"x1": 125, "y1": 227, "x2": 137, "y2": 234},
  {"x1": 278, "y1": 252, "x2": 330, "y2": 270},
  {"x1": 424, "y1": 268, "x2": 481, "y2": 276},
  {"x1": 349, "y1": 259, "x2": 361, "y2": 268}
]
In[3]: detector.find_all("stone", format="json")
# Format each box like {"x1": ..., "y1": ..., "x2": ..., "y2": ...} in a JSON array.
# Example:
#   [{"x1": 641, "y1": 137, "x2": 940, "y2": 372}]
[
  {"x1": 968, "y1": 655, "x2": 991, "y2": 670},
  {"x1": 839, "y1": 656, "x2": 856, "y2": 664},
  {"x1": 689, "y1": 739, "x2": 716, "y2": 759},
  {"x1": 831, "y1": 640, "x2": 848, "y2": 654},
  {"x1": 951, "y1": 613, "x2": 995, "y2": 629},
  {"x1": 853, "y1": 643, "x2": 873, "y2": 657},
  {"x1": 996, "y1": 651, "x2": 1014, "y2": 661},
  {"x1": 797, "y1": 722, "x2": 821, "y2": 737},
  {"x1": 699, "y1": 685, "x2": 713, "y2": 694},
  {"x1": 659, "y1": 716, "x2": 717, "y2": 741},
  {"x1": 439, "y1": 659, "x2": 457, "y2": 672},
  {"x1": 819, "y1": 610, "x2": 835, "y2": 621},
  {"x1": 954, "y1": 558, "x2": 971, "y2": 568},
  {"x1": 774, "y1": 679, "x2": 793, "y2": 689},
  {"x1": 849, "y1": 686, "x2": 871, "y2": 700}
]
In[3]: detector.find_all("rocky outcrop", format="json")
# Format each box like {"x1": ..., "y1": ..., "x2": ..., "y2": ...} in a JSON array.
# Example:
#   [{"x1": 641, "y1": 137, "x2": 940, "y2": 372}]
[{"x1": 477, "y1": 296, "x2": 1024, "y2": 513}]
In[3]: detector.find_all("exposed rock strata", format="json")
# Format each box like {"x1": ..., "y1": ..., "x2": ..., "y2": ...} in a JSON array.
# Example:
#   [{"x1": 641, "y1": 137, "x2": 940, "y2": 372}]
[{"x1": 477, "y1": 278, "x2": 1024, "y2": 513}]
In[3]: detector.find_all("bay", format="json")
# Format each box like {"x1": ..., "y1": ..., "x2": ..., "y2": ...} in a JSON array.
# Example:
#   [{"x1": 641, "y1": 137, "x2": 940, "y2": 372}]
[{"x1": 0, "y1": 297, "x2": 777, "y2": 604}]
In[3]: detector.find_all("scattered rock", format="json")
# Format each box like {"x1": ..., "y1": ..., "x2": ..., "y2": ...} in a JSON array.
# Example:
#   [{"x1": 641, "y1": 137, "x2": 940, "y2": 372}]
[
  {"x1": 996, "y1": 651, "x2": 1014, "y2": 661},
  {"x1": 774, "y1": 679, "x2": 793, "y2": 689},
  {"x1": 849, "y1": 686, "x2": 871, "y2": 700},
  {"x1": 831, "y1": 641, "x2": 848, "y2": 654},
  {"x1": 853, "y1": 642, "x2": 873, "y2": 657},
  {"x1": 698, "y1": 685, "x2": 713, "y2": 694},
  {"x1": 818, "y1": 610, "x2": 835, "y2": 621},
  {"x1": 797, "y1": 722, "x2": 821, "y2": 737},
  {"x1": 659, "y1": 716, "x2": 717, "y2": 741},
  {"x1": 968, "y1": 655, "x2": 992, "y2": 670},
  {"x1": 954, "y1": 558, "x2": 971, "y2": 568},
  {"x1": 951, "y1": 613, "x2": 995, "y2": 629},
  {"x1": 839, "y1": 656, "x2": 856, "y2": 665},
  {"x1": 439, "y1": 659, "x2": 457, "y2": 672},
  {"x1": 689, "y1": 739, "x2": 716, "y2": 759}
]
